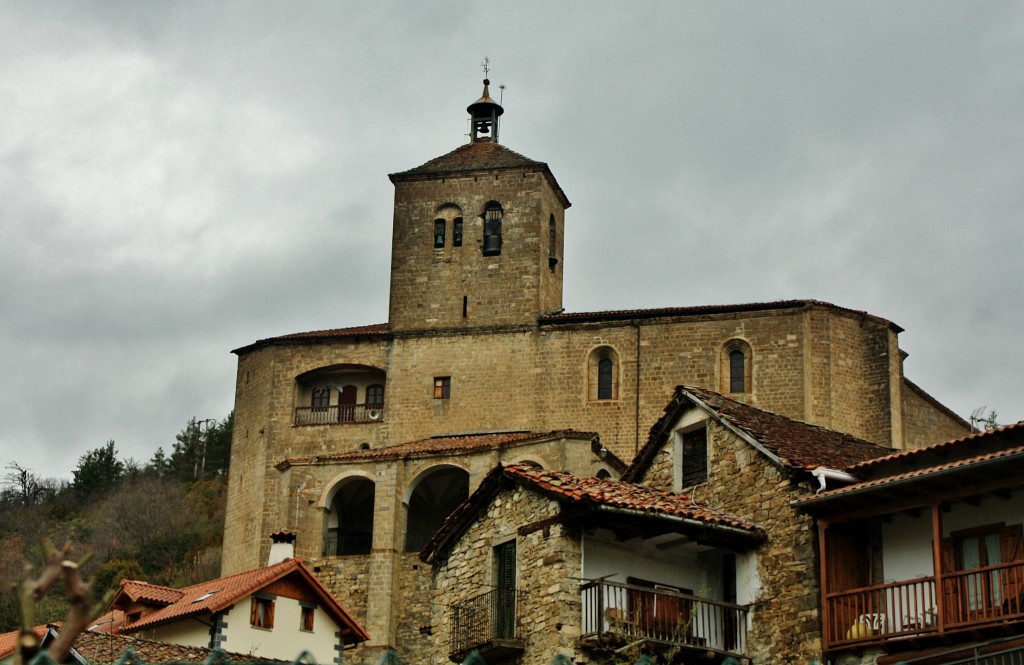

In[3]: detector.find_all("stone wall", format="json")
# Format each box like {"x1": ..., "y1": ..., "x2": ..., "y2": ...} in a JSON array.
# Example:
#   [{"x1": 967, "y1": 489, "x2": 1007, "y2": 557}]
[
  {"x1": 430, "y1": 484, "x2": 584, "y2": 665},
  {"x1": 901, "y1": 381, "x2": 971, "y2": 449},
  {"x1": 637, "y1": 418, "x2": 825, "y2": 664}
]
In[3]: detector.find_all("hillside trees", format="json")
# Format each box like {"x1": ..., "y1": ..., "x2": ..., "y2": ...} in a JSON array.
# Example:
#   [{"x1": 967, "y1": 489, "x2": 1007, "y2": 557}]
[{"x1": 0, "y1": 412, "x2": 233, "y2": 632}]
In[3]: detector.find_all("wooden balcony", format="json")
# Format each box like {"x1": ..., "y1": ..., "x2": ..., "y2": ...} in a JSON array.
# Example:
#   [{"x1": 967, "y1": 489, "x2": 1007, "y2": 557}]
[
  {"x1": 449, "y1": 588, "x2": 526, "y2": 663},
  {"x1": 580, "y1": 579, "x2": 748, "y2": 658},
  {"x1": 294, "y1": 403, "x2": 384, "y2": 426},
  {"x1": 825, "y1": 560, "x2": 1024, "y2": 650}
]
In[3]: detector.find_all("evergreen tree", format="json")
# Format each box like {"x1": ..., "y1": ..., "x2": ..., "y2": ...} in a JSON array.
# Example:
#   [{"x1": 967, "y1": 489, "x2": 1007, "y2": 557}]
[{"x1": 72, "y1": 441, "x2": 124, "y2": 497}]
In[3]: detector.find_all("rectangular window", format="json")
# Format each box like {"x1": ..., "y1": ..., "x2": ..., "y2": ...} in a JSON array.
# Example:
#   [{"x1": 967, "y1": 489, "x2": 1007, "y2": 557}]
[
  {"x1": 250, "y1": 596, "x2": 275, "y2": 629},
  {"x1": 494, "y1": 540, "x2": 517, "y2": 639},
  {"x1": 681, "y1": 427, "x2": 708, "y2": 488},
  {"x1": 453, "y1": 218, "x2": 463, "y2": 247},
  {"x1": 434, "y1": 219, "x2": 445, "y2": 248},
  {"x1": 433, "y1": 377, "x2": 451, "y2": 399},
  {"x1": 300, "y1": 603, "x2": 315, "y2": 632}
]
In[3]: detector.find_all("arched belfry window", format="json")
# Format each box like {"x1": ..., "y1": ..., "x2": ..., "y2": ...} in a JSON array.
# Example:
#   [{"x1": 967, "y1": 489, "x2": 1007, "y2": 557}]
[
  {"x1": 405, "y1": 466, "x2": 469, "y2": 551},
  {"x1": 722, "y1": 339, "x2": 753, "y2": 394},
  {"x1": 433, "y1": 204, "x2": 462, "y2": 250},
  {"x1": 588, "y1": 346, "x2": 619, "y2": 401},
  {"x1": 325, "y1": 477, "x2": 375, "y2": 556},
  {"x1": 433, "y1": 219, "x2": 445, "y2": 248},
  {"x1": 483, "y1": 201, "x2": 503, "y2": 256}
]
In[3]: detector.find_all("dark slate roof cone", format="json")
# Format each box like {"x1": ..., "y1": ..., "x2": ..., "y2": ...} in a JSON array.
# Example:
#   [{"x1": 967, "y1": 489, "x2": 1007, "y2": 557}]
[{"x1": 467, "y1": 79, "x2": 504, "y2": 143}]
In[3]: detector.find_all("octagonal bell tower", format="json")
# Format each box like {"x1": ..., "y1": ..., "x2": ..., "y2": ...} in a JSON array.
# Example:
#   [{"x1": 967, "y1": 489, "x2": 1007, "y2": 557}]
[{"x1": 387, "y1": 80, "x2": 571, "y2": 333}]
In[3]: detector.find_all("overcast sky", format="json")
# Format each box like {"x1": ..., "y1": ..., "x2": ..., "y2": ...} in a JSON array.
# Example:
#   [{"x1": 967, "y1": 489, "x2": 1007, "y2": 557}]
[{"x1": 2, "y1": 2, "x2": 1022, "y2": 481}]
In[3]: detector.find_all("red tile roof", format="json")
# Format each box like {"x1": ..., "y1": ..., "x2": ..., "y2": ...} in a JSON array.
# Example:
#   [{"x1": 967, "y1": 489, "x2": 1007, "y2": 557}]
[
  {"x1": 846, "y1": 419, "x2": 1024, "y2": 474},
  {"x1": 421, "y1": 463, "x2": 763, "y2": 563},
  {"x1": 279, "y1": 429, "x2": 598, "y2": 468},
  {"x1": 109, "y1": 558, "x2": 368, "y2": 644},
  {"x1": 0, "y1": 625, "x2": 48, "y2": 660},
  {"x1": 623, "y1": 386, "x2": 890, "y2": 483},
  {"x1": 72, "y1": 631, "x2": 288, "y2": 664},
  {"x1": 117, "y1": 580, "x2": 182, "y2": 605}
]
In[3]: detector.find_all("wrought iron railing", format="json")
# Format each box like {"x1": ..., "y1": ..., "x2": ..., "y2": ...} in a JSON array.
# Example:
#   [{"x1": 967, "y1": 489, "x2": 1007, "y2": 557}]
[
  {"x1": 449, "y1": 588, "x2": 526, "y2": 659},
  {"x1": 580, "y1": 578, "x2": 748, "y2": 656},
  {"x1": 825, "y1": 560, "x2": 1024, "y2": 649},
  {"x1": 322, "y1": 532, "x2": 373, "y2": 556},
  {"x1": 294, "y1": 403, "x2": 384, "y2": 426}
]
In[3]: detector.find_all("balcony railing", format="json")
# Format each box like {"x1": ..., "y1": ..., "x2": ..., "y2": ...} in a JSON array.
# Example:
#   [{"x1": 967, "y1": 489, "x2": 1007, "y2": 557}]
[
  {"x1": 580, "y1": 579, "x2": 748, "y2": 657},
  {"x1": 322, "y1": 532, "x2": 372, "y2": 556},
  {"x1": 825, "y1": 560, "x2": 1024, "y2": 649},
  {"x1": 449, "y1": 588, "x2": 526, "y2": 661},
  {"x1": 294, "y1": 403, "x2": 385, "y2": 426}
]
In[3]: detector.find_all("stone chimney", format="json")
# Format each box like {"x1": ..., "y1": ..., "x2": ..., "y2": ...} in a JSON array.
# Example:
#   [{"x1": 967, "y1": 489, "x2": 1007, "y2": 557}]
[{"x1": 267, "y1": 530, "x2": 296, "y2": 566}]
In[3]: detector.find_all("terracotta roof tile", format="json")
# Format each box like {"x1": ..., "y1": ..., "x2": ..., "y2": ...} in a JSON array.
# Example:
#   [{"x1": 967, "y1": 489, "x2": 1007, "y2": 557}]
[
  {"x1": 624, "y1": 386, "x2": 890, "y2": 482},
  {"x1": 846, "y1": 420, "x2": 1024, "y2": 474},
  {"x1": 502, "y1": 464, "x2": 760, "y2": 532},
  {"x1": 118, "y1": 580, "x2": 182, "y2": 605},
  {"x1": 796, "y1": 443, "x2": 1024, "y2": 505},
  {"x1": 72, "y1": 631, "x2": 289, "y2": 664},
  {"x1": 112, "y1": 558, "x2": 368, "y2": 644},
  {"x1": 0, "y1": 625, "x2": 48, "y2": 659},
  {"x1": 280, "y1": 430, "x2": 596, "y2": 467}
]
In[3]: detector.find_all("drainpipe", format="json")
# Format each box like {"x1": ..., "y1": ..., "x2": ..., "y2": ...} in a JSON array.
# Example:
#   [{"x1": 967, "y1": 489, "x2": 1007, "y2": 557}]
[{"x1": 810, "y1": 468, "x2": 859, "y2": 494}]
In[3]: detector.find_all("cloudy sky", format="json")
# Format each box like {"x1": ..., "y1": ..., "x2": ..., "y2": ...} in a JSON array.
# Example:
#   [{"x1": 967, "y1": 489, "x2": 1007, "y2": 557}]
[{"x1": 2, "y1": 2, "x2": 1022, "y2": 480}]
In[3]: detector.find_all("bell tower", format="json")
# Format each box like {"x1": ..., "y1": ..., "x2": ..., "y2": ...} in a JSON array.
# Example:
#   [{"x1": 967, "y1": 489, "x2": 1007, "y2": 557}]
[{"x1": 387, "y1": 79, "x2": 571, "y2": 333}]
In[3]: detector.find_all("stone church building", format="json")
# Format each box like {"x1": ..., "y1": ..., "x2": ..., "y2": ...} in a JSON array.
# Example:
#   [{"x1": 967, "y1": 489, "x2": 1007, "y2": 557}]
[{"x1": 221, "y1": 80, "x2": 970, "y2": 660}]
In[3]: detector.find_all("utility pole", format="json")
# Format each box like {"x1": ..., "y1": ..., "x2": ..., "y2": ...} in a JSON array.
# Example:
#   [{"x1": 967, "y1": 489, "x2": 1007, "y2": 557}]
[{"x1": 196, "y1": 418, "x2": 215, "y2": 480}]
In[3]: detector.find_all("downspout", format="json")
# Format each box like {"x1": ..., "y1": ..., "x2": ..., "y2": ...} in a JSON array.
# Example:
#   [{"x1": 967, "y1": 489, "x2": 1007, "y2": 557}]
[
  {"x1": 810, "y1": 468, "x2": 859, "y2": 494},
  {"x1": 634, "y1": 321, "x2": 641, "y2": 456}
]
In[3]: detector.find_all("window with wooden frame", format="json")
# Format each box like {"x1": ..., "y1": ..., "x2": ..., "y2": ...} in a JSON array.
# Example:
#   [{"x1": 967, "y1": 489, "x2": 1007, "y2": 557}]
[
  {"x1": 433, "y1": 377, "x2": 451, "y2": 399},
  {"x1": 300, "y1": 603, "x2": 315, "y2": 632},
  {"x1": 311, "y1": 387, "x2": 330, "y2": 410},
  {"x1": 945, "y1": 523, "x2": 1024, "y2": 617},
  {"x1": 679, "y1": 426, "x2": 708, "y2": 489},
  {"x1": 250, "y1": 595, "x2": 275, "y2": 629},
  {"x1": 366, "y1": 384, "x2": 385, "y2": 408}
]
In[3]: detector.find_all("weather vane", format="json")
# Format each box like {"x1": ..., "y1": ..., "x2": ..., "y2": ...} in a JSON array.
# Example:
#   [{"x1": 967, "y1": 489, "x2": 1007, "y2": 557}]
[{"x1": 481, "y1": 57, "x2": 490, "y2": 79}]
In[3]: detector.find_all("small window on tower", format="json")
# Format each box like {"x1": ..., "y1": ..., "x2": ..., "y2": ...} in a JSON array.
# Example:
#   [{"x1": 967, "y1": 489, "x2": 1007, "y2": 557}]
[
  {"x1": 483, "y1": 202, "x2": 503, "y2": 256},
  {"x1": 433, "y1": 219, "x2": 445, "y2": 248},
  {"x1": 433, "y1": 377, "x2": 451, "y2": 399},
  {"x1": 453, "y1": 217, "x2": 463, "y2": 247}
]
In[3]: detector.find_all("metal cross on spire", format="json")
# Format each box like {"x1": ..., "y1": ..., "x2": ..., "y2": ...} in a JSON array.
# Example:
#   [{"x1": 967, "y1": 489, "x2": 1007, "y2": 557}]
[{"x1": 481, "y1": 57, "x2": 490, "y2": 79}]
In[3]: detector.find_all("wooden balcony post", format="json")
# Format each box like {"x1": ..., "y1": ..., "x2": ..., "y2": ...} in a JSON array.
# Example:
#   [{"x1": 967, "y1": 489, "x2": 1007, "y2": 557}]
[
  {"x1": 931, "y1": 503, "x2": 944, "y2": 634},
  {"x1": 818, "y1": 519, "x2": 831, "y2": 649}
]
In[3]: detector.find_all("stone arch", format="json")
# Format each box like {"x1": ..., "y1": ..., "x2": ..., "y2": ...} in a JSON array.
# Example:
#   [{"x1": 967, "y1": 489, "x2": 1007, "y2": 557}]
[
  {"x1": 588, "y1": 345, "x2": 620, "y2": 401},
  {"x1": 322, "y1": 473, "x2": 375, "y2": 556},
  {"x1": 434, "y1": 203, "x2": 463, "y2": 249},
  {"x1": 403, "y1": 463, "x2": 470, "y2": 552},
  {"x1": 721, "y1": 338, "x2": 753, "y2": 394}
]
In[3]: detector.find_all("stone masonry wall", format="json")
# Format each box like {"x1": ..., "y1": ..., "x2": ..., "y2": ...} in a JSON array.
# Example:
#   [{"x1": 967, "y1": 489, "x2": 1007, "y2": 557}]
[
  {"x1": 901, "y1": 382, "x2": 971, "y2": 449},
  {"x1": 637, "y1": 418, "x2": 824, "y2": 664},
  {"x1": 430, "y1": 485, "x2": 583, "y2": 665}
]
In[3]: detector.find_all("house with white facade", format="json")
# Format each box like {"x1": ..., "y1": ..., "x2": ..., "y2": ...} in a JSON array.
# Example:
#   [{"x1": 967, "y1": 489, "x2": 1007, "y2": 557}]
[
  {"x1": 92, "y1": 535, "x2": 368, "y2": 664},
  {"x1": 795, "y1": 420, "x2": 1024, "y2": 665}
]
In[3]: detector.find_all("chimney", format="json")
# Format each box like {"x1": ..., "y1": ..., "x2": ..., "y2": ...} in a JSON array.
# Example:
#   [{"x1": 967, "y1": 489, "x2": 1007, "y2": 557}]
[{"x1": 267, "y1": 530, "x2": 296, "y2": 566}]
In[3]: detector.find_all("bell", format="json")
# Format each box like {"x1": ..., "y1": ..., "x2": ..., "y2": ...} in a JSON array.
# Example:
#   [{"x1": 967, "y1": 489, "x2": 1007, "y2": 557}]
[{"x1": 483, "y1": 233, "x2": 502, "y2": 256}]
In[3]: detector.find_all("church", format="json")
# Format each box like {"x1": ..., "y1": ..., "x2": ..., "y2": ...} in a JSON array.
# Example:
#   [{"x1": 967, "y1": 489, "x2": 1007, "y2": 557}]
[{"x1": 221, "y1": 79, "x2": 970, "y2": 662}]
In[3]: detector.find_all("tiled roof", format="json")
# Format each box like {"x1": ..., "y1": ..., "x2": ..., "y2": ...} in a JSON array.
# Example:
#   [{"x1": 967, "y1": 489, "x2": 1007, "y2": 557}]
[
  {"x1": 117, "y1": 580, "x2": 182, "y2": 605},
  {"x1": 846, "y1": 419, "x2": 1024, "y2": 474},
  {"x1": 111, "y1": 558, "x2": 369, "y2": 644},
  {"x1": 539, "y1": 299, "x2": 902, "y2": 332},
  {"x1": 421, "y1": 463, "x2": 763, "y2": 563},
  {"x1": 623, "y1": 386, "x2": 890, "y2": 482},
  {"x1": 279, "y1": 430, "x2": 597, "y2": 468},
  {"x1": 390, "y1": 141, "x2": 545, "y2": 177},
  {"x1": 233, "y1": 323, "x2": 388, "y2": 355},
  {"x1": 796, "y1": 443, "x2": 1024, "y2": 506},
  {"x1": 72, "y1": 631, "x2": 288, "y2": 664},
  {"x1": 502, "y1": 464, "x2": 760, "y2": 532},
  {"x1": 0, "y1": 625, "x2": 48, "y2": 659}
]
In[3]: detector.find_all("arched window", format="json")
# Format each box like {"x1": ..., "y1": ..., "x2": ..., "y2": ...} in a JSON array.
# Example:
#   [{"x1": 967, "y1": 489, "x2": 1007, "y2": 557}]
[
  {"x1": 598, "y1": 358, "x2": 614, "y2": 399},
  {"x1": 311, "y1": 387, "x2": 330, "y2": 409},
  {"x1": 589, "y1": 346, "x2": 619, "y2": 401},
  {"x1": 405, "y1": 466, "x2": 469, "y2": 552},
  {"x1": 433, "y1": 204, "x2": 462, "y2": 250},
  {"x1": 722, "y1": 339, "x2": 752, "y2": 394},
  {"x1": 453, "y1": 217, "x2": 463, "y2": 247},
  {"x1": 483, "y1": 201, "x2": 503, "y2": 256},
  {"x1": 366, "y1": 384, "x2": 384, "y2": 408},
  {"x1": 325, "y1": 477, "x2": 375, "y2": 556}
]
